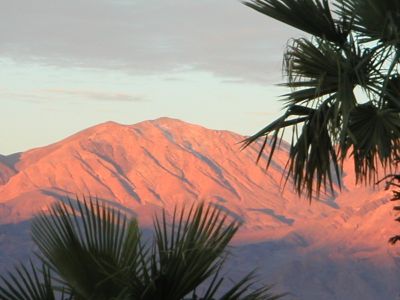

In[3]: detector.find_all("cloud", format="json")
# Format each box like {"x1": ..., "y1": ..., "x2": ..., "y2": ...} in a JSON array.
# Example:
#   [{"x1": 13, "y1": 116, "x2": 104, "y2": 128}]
[
  {"x1": 42, "y1": 89, "x2": 146, "y2": 102},
  {"x1": 0, "y1": 88, "x2": 146, "y2": 103},
  {"x1": 0, "y1": 0, "x2": 304, "y2": 84},
  {"x1": 220, "y1": 79, "x2": 246, "y2": 84},
  {"x1": 0, "y1": 89, "x2": 46, "y2": 103},
  {"x1": 247, "y1": 111, "x2": 277, "y2": 117}
]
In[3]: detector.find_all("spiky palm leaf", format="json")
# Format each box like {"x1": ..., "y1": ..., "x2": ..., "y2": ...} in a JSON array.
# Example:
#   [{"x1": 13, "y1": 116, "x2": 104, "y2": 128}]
[
  {"x1": 136, "y1": 202, "x2": 284, "y2": 299},
  {"x1": 346, "y1": 103, "x2": 400, "y2": 183},
  {"x1": 244, "y1": 0, "x2": 349, "y2": 44},
  {"x1": 340, "y1": 0, "x2": 400, "y2": 45},
  {"x1": 0, "y1": 262, "x2": 71, "y2": 300},
  {"x1": 143, "y1": 203, "x2": 239, "y2": 299},
  {"x1": 243, "y1": 0, "x2": 400, "y2": 198},
  {"x1": 217, "y1": 271, "x2": 284, "y2": 300},
  {"x1": 3, "y1": 197, "x2": 284, "y2": 300},
  {"x1": 31, "y1": 197, "x2": 144, "y2": 299}
]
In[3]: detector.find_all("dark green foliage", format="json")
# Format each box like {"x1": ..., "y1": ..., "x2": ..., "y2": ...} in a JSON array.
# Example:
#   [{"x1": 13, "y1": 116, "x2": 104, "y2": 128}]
[
  {"x1": 340, "y1": 0, "x2": 400, "y2": 45},
  {"x1": 243, "y1": 0, "x2": 400, "y2": 198},
  {"x1": 0, "y1": 263, "x2": 68, "y2": 300},
  {"x1": 0, "y1": 197, "x2": 284, "y2": 300},
  {"x1": 244, "y1": 0, "x2": 349, "y2": 44}
]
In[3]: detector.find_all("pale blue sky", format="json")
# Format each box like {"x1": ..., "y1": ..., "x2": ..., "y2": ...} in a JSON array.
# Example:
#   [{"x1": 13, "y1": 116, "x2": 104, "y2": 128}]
[{"x1": 1, "y1": 0, "x2": 302, "y2": 154}]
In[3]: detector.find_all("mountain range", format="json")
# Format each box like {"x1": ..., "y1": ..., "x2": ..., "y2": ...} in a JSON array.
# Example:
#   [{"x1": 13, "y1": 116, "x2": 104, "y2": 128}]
[{"x1": 0, "y1": 118, "x2": 399, "y2": 299}]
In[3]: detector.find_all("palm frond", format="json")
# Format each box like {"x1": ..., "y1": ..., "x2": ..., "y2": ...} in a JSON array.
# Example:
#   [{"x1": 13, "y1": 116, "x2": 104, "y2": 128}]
[
  {"x1": 288, "y1": 103, "x2": 341, "y2": 197},
  {"x1": 283, "y1": 39, "x2": 341, "y2": 104},
  {"x1": 243, "y1": 101, "x2": 341, "y2": 198},
  {"x1": 0, "y1": 262, "x2": 70, "y2": 300},
  {"x1": 4, "y1": 197, "x2": 283, "y2": 300},
  {"x1": 241, "y1": 105, "x2": 310, "y2": 169},
  {"x1": 383, "y1": 75, "x2": 400, "y2": 109},
  {"x1": 243, "y1": 28, "x2": 388, "y2": 198},
  {"x1": 31, "y1": 197, "x2": 143, "y2": 300},
  {"x1": 339, "y1": 0, "x2": 400, "y2": 46},
  {"x1": 345, "y1": 102, "x2": 400, "y2": 183},
  {"x1": 218, "y1": 272, "x2": 286, "y2": 300},
  {"x1": 140, "y1": 203, "x2": 240, "y2": 299},
  {"x1": 283, "y1": 38, "x2": 376, "y2": 105},
  {"x1": 244, "y1": 0, "x2": 349, "y2": 44}
]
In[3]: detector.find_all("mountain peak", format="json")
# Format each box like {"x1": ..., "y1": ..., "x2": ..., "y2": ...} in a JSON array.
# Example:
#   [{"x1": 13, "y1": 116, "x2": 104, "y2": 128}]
[
  {"x1": 85, "y1": 118, "x2": 206, "y2": 137},
  {"x1": 0, "y1": 117, "x2": 286, "y2": 223},
  {"x1": 149, "y1": 116, "x2": 184, "y2": 124},
  {"x1": 139, "y1": 117, "x2": 206, "y2": 131},
  {"x1": 0, "y1": 118, "x2": 398, "y2": 299}
]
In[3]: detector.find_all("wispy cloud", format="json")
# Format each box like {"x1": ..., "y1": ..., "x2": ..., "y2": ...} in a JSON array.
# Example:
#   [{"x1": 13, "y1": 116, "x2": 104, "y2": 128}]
[
  {"x1": 0, "y1": 88, "x2": 146, "y2": 103},
  {"x1": 220, "y1": 79, "x2": 246, "y2": 84},
  {"x1": 42, "y1": 89, "x2": 146, "y2": 102},
  {"x1": 247, "y1": 111, "x2": 277, "y2": 117},
  {"x1": 0, "y1": 89, "x2": 46, "y2": 103},
  {"x1": 0, "y1": 0, "x2": 304, "y2": 84}
]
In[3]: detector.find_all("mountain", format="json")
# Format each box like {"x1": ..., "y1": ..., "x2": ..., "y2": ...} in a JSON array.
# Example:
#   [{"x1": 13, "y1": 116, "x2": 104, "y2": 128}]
[
  {"x1": 0, "y1": 118, "x2": 399, "y2": 299},
  {"x1": 0, "y1": 154, "x2": 18, "y2": 185}
]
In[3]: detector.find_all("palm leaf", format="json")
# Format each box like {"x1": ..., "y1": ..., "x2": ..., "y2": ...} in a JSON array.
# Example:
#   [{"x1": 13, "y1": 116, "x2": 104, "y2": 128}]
[
  {"x1": 244, "y1": 0, "x2": 349, "y2": 44},
  {"x1": 28, "y1": 197, "x2": 283, "y2": 299},
  {"x1": 0, "y1": 262, "x2": 70, "y2": 300},
  {"x1": 241, "y1": 105, "x2": 311, "y2": 169},
  {"x1": 243, "y1": 99, "x2": 342, "y2": 198},
  {"x1": 283, "y1": 39, "x2": 341, "y2": 103},
  {"x1": 288, "y1": 103, "x2": 341, "y2": 197},
  {"x1": 241, "y1": 2, "x2": 392, "y2": 198},
  {"x1": 218, "y1": 271, "x2": 286, "y2": 300},
  {"x1": 339, "y1": 0, "x2": 400, "y2": 46},
  {"x1": 31, "y1": 197, "x2": 144, "y2": 300},
  {"x1": 283, "y1": 38, "x2": 376, "y2": 105},
  {"x1": 382, "y1": 74, "x2": 400, "y2": 109},
  {"x1": 140, "y1": 203, "x2": 240, "y2": 299},
  {"x1": 141, "y1": 202, "x2": 284, "y2": 299},
  {"x1": 345, "y1": 102, "x2": 400, "y2": 183}
]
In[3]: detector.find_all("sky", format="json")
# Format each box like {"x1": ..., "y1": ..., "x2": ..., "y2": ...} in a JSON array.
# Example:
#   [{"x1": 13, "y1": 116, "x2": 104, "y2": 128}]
[{"x1": 1, "y1": 0, "x2": 303, "y2": 155}]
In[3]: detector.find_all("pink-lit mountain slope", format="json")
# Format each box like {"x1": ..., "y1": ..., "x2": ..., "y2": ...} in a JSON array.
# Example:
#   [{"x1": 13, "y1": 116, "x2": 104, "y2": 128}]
[
  {"x1": 0, "y1": 117, "x2": 295, "y2": 227},
  {"x1": 0, "y1": 118, "x2": 399, "y2": 299}
]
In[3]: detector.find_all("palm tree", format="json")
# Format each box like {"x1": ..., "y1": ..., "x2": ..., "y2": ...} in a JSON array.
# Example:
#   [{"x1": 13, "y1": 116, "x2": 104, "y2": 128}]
[
  {"x1": 0, "y1": 197, "x2": 283, "y2": 300},
  {"x1": 242, "y1": 0, "x2": 400, "y2": 199}
]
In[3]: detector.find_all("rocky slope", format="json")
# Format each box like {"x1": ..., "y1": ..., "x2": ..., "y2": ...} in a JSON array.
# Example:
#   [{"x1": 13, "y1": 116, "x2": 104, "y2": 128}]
[{"x1": 0, "y1": 118, "x2": 399, "y2": 299}]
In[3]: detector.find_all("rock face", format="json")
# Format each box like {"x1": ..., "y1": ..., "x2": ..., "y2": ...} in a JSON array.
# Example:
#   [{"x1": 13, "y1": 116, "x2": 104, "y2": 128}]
[
  {"x1": 0, "y1": 118, "x2": 399, "y2": 299},
  {"x1": 0, "y1": 154, "x2": 18, "y2": 185}
]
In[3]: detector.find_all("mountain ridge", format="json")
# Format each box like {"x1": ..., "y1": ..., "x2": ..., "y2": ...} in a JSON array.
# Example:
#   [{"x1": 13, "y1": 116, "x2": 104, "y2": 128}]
[{"x1": 0, "y1": 117, "x2": 399, "y2": 299}]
